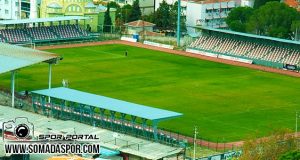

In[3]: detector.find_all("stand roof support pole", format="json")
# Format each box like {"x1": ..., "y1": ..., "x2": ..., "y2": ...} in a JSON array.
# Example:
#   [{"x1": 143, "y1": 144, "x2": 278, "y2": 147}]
[
  {"x1": 11, "y1": 71, "x2": 15, "y2": 107},
  {"x1": 48, "y1": 63, "x2": 52, "y2": 102}
]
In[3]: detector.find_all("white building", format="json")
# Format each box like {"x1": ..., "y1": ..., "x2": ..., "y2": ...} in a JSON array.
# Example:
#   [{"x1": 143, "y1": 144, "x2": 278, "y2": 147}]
[
  {"x1": 186, "y1": 0, "x2": 235, "y2": 33},
  {"x1": 0, "y1": 0, "x2": 21, "y2": 20},
  {"x1": 240, "y1": 0, "x2": 254, "y2": 7}
]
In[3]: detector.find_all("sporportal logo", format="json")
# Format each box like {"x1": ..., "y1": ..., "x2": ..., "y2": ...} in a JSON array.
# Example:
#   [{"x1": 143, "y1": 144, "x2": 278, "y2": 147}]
[
  {"x1": 2, "y1": 117, "x2": 34, "y2": 141},
  {"x1": 2, "y1": 117, "x2": 101, "y2": 154}
]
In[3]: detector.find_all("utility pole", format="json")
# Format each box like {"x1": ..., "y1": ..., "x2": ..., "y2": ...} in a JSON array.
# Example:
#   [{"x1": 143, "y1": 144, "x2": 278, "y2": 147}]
[{"x1": 193, "y1": 126, "x2": 198, "y2": 160}]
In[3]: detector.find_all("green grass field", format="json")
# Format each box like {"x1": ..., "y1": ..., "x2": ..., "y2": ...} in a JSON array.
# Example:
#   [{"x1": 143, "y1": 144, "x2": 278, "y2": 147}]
[{"x1": 1, "y1": 44, "x2": 300, "y2": 142}]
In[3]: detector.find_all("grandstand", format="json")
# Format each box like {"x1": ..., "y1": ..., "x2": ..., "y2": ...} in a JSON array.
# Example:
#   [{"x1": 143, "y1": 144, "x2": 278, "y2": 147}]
[
  {"x1": 188, "y1": 27, "x2": 300, "y2": 69},
  {"x1": 0, "y1": 16, "x2": 91, "y2": 44},
  {"x1": 0, "y1": 105, "x2": 184, "y2": 159},
  {"x1": 31, "y1": 87, "x2": 184, "y2": 147}
]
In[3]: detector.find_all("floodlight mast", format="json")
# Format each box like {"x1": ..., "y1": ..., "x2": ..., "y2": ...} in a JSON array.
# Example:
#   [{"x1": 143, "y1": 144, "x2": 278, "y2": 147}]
[{"x1": 177, "y1": 0, "x2": 181, "y2": 47}]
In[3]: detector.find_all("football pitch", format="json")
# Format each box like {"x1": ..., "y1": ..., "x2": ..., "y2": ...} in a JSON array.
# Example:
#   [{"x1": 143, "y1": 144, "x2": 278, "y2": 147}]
[{"x1": 1, "y1": 44, "x2": 300, "y2": 142}]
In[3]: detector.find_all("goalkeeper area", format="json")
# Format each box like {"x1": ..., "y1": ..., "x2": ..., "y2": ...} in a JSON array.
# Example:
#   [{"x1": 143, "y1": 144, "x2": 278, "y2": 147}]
[{"x1": 0, "y1": 43, "x2": 299, "y2": 142}]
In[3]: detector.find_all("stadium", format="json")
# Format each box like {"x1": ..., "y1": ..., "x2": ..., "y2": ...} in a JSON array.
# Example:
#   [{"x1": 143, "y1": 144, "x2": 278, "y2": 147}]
[{"x1": 0, "y1": 11, "x2": 299, "y2": 160}]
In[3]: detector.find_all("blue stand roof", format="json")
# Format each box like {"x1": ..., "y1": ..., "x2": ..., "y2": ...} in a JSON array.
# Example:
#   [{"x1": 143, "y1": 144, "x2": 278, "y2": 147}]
[{"x1": 32, "y1": 87, "x2": 182, "y2": 121}]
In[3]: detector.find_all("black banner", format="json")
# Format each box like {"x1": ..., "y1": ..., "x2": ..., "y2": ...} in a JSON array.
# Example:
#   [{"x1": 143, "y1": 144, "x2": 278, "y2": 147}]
[{"x1": 284, "y1": 64, "x2": 298, "y2": 70}]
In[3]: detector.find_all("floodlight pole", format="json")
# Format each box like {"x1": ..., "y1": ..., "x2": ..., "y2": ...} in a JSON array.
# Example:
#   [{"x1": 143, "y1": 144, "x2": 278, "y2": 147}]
[
  {"x1": 193, "y1": 126, "x2": 198, "y2": 160},
  {"x1": 48, "y1": 63, "x2": 52, "y2": 102},
  {"x1": 177, "y1": 0, "x2": 181, "y2": 47},
  {"x1": 11, "y1": 71, "x2": 15, "y2": 107}
]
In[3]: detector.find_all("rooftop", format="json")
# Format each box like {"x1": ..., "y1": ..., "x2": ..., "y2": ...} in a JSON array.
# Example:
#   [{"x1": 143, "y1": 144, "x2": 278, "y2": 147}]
[
  {"x1": 284, "y1": 0, "x2": 300, "y2": 11},
  {"x1": 0, "y1": 16, "x2": 89, "y2": 25},
  {"x1": 31, "y1": 87, "x2": 182, "y2": 121},
  {"x1": 191, "y1": 0, "x2": 233, "y2": 4},
  {"x1": 200, "y1": 27, "x2": 300, "y2": 45},
  {"x1": 124, "y1": 20, "x2": 156, "y2": 27},
  {"x1": 0, "y1": 43, "x2": 58, "y2": 74}
]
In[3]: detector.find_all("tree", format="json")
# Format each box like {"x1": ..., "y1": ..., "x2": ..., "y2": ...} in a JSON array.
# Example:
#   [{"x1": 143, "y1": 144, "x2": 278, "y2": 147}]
[
  {"x1": 253, "y1": 0, "x2": 279, "y2": 9},
  {"x1": 121, "y1": 4, "x2": 132, "y2": 23},
  {"x1": 108, "y1": 2, "x2": 121, "y2": 19},
  {"x1": 104, "y1": 5, "x2": 112, "y2": 32},
  {"x1": 107, "y1": 2, "x2": 123, "y2": 29},
  {"x1": 154, "y1": 0, "x2": 171, "y2": 31},
  {"x1": 279, "y1": 150, "x2": 300, "y2": 160},
  {"x1": 246, "y1": 2, "x2": 300, "y2": 39},
  {"x1": 142, "y1": 12, "x2": 155, "y2": 24},
  {"x1": 291, "y1": 20, "x2": 300, "y2": 40},
  {"x1": 129, "y1": 0, "x2": 141, "y2": 21},
  {"x1": 171, "y1": 1, "x2": 186, "y2": 33},
  {"x1": 226, "y1": 7, "x2": 254, "y2": 32},
  {"x1": 240, "y1": 129, "x2": 297, "y2": 160}
]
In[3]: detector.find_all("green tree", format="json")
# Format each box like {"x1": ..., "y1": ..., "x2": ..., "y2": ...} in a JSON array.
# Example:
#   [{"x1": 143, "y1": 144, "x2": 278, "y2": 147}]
[
  {"x1": 121, "y1": 4, "x2": 132, "y2": 23},
  {"x1": 104, "y1": 5, "x2": 112, "y2": 32},
  {"x1": 240, "y1": 129, "x2": 297, "y2": 160},
  {"x1": 129, "y1": 0, "x2": 142, "y2": 21},
  {"x1": 291, "y1": 20, "x2": 300, "y2": 40},
  {"x1": 154, "y1": 0, "x2": 171, "y2": 30},
  {"x1": 226, "y1": 7, "x2": 254, "y2": 32},
  {"x1": 279, "y1": 150, "x2": 300, "y2": 160},
  {"x1": 253, "y1": 0, "x2": 279, "y2": 9},
  {"x1": 246, "y1": 2, "x2": 300, "y2": 39},
  {"x1": 108, "y1": 2, "x2": 121, "y2": 28},
  {"x1": 108, "y1": 2, "x2": 120, "y2": 19},
  {"x1": 142, "y1": 12, "x2": 155, "y2": 23},
  {"x1": 171, "y1": 1, "x2": 186, "y2": 33}
]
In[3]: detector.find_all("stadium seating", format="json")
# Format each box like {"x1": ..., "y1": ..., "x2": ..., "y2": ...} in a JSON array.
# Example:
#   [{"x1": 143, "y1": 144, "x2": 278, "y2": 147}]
[
  {"x1": 26, "y1": 26, "x2": 57, "y2": 41},
  {"x1": 52, "y1": 25, "x2": 82, "y2": 39},
  {"x1": 189, "y1": 35, "x2": 300, "y2": 65},
  {"x1": 0, "y1": 24, "x2": 89, "y2": 44},
  {"x1": 0, "y1": 29, "x2": 31, "y2": 43},
  {"x1": 0, "y1": 34, "x2": 5, "y2": 42}
]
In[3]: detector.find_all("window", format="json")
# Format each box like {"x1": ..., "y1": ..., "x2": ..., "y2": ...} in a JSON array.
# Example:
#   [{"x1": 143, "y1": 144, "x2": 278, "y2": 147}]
[{"x1": 66, "y1": 4, "x2": 82, "y2": 12}]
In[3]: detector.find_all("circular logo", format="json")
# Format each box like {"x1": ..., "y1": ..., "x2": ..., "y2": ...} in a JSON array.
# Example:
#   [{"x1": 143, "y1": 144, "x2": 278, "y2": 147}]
[{"x1": 14, "y1": 124, "x2": 30, "y2": 139}]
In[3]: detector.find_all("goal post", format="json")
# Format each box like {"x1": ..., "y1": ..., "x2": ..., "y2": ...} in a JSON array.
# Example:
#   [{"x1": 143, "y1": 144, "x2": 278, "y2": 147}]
[{"x1": 15, "y1": 42, "x2": 36, "y2": 49}]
